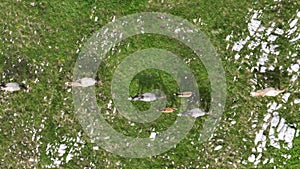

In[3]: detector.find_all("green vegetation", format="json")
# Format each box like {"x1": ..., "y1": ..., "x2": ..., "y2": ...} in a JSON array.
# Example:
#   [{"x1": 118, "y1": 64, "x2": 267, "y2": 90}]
[{"x1": 0, "y1": 0, "x2": 299, "y2": 168}]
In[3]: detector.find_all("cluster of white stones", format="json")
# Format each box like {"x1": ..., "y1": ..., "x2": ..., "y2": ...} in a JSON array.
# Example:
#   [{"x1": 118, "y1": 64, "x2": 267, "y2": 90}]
[
  {"x1": 226, "y1": 3, "x2": 300, "y2": 168},
  {"x1": 248, "y1": 101, "x2": 298, "y2": 165},
  {"x1": 44, "y1": 132, "x2": 86, "y2": 168}
]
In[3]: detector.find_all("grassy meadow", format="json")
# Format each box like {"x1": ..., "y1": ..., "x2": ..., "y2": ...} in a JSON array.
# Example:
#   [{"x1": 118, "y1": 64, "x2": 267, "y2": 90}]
[{"x1": 1, "y1": 0, "x2": 299, "y2": 168}]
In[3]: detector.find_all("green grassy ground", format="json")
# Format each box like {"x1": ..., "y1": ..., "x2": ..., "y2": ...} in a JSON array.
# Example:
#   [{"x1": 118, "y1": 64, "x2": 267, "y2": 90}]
[{"x1": 1, "y1": 0, "x2": 299, "y2": 168}]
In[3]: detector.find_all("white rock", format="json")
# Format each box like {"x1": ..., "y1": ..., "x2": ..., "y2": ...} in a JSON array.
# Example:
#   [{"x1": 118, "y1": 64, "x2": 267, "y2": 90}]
[
  {"x1": 268, "y1": 34, "x2": 277, "y2": 42},
  {"x1": 270, "y1": 139, "x2": 280, "y2": 149},
  {"x1": 287, "y1": 142, "x2": 293, "y2": 149},
  {"x1": 66, "y1": 153, "x2": 73, "y2": 163},
  {"x1": 274, "y1": 28, "x2": 284, "y2": 35},
  {"x1": 282, "y1": 93, "x2": 291, "y2": 103},
  {"x1": 278, "y1": 124, "x2": 288, "y2": 140},
  {"x1": 268, "y1": 102, "x2": 277, "y2": 112},
  {"x1": 273, "y1": 111, "x2": 279, "y2": 116},
  {"x1": 290, "y1": 34, "x2": 300, "y2": 42},
  {"x1": 112, "y1": 15, "x2": 116, "y2": 22},
  {"x1": 256, "y1": 153, "x2": 262, "y2": 161},
  {"x1": 252, "y1": 10, "x2": 260, "y2": 19},
  {"x1": 248, "y1": 19, "x2": 261, "y2": 36},
  {"x1": 261, "y1": 140, "x2": 267, "y2": 149},
  {"x1": 231, "y1": 120, "x2": 236, "y2": 125},
  {"x1": 58, "y1": 144, "x2": 67, "y2": 157},
  {"x1": 233, "y1": 40, "x2": 245, "y2": 51},
  {"x1": 104, "y1": 136, "x2": 110, "y2": 140},
  {"x1": 214, "y1": 145, "x2": 223, "y2": 151},
  {"x1": 291, "y1": 75, "x2": 298, "y2": 82},
  {"x1": 261, "y1": 42, "x2": 269, "y2": 53},
  {"x1": 270, "y1": 115, "x2": 280, "y2": 128},
  {"x1": 248, "y1": 154, "x2": 256, "y2": 163},
  {"x1": 281, "y1": 154, "x2": 291, "y2": 159},
  {"x1": 258, "y1": 25, "x2": 266, "y2": 32},
  {"x1": 260, "y1": 66, "x2": 267, "y2": 73},
  {"x1": 254, "y1": 160, "x2": 260, "y2": 166},
  {"x1": 262, "y1": 122, "x2": 269, "y2": 130},
  {"x1": 291, "y1": 64, "x2": 299, "y2": 72},
  {"x1": 294, "y1": 99, "x2": 300, "y2": 104},
  {"x1": 174, "y1": 28, "x2": 181, "y2": 34},
  {"x1": 93, "y1": 146, "x2": 99, "y2": 150},
  {"x1": 269, "y1": 127, "x2": 275, "y2": 136},
  {"x1": 234, "y1": 54, "x2": 240, "y2": 60},
  {"x1": 53, "y1": 158, "x2": 62, "y2": 166},
  {"x1": 289, "y1": 18, "x2": 298, "y2": 28},
  {"x1": 255, "y1": 130, "x2": 265, "y2": 145},
  {"x1": 263, "y1": 158, "x2": 269, "y2": 164},
  {"x1": 276, "y1": 117, "x2": 285, "y2": 131},
  {"x1": 258, "y1": 54, "x2": 268, "y2": 66},
  {"x1": 276, "y1": 104, "x2": 282, "y2": 110},
  {"x1": 248, "y1": 41, "x2": 260, "y2": 50},
  {"x1": 269, "y1": 44, "x2": 279, "y2": 54},
  {"x1": 262, "y1": 134, "x2": 267, "y2": 142},
  {"x1": 263, "y1": 113, "x2": 272, "y2": 122},
  {"x1": 266, "y1": 67, "x2": 274, "y2": 73},
  {"x1": 150, "y1": 132, "x2": 156, "y2": 141},
  {"x1": 287, "y1": 26, "x2": 297, "y2": 35},
  {"x1": 266, "y1": 25, "x2": 274, "y2": 35},
  {"x1": 257, "y1": 144, "x2": 263, "y2": 153},
  {"x1": 284, "y1": 127, "x2": 295, "y2": 143}
]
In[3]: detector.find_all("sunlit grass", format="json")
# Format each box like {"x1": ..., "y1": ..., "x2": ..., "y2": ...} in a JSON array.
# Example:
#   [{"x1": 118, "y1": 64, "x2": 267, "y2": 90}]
[{"x1": 0, "y1": 0, "x2": 299, "y2": 168}]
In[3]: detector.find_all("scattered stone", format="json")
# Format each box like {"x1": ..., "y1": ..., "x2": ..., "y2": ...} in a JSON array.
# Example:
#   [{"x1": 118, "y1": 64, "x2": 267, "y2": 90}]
[
  {"x1": 291, "y1": 64, "x2": 299, "y2": 72},
  {"x1": 284, "y1": 127, "x2": 296, "y2": 144},
  {"x1": 248, "y1": 14, "x2": 261, "y2": 36},
  {"x1": 255, "y1": 130, "x2": 265, "y2": 145},
  {"x1": 93, "y1": 146, "x2": 99, "y2": 150},
  {"x1": 262, "y1": 122, "x2": 269, "y2": 130},
  {"x1": 278, "y1": 124, "x2": 288, "y2": 140},
  {"x1": 294, "y1": 99, "x2": 300, "y2": 104},
  {"x1": 282, "y1": 93, "x2": 291, "y2": 103},
  {"x1": 150, "y1": 132, "x2": 156, "y2": 141},
  {"x1": 277, "y1": 118, "x2": 286, "y2": 133},
  {"x1": 274, "y1": 28, "x2": 284, "y2": 35},
  {"x1": 66, "y1": 153, "x2": 73, "y2": 163},
  {"x1": 248, "y1": 154, "x2": 256, "y2": 163},
  {"x1": 214, "y1": 145, "x2": 222, "y2": 151},
  {"x1": 263, "y1": 158, "x2": 269, "y2": 164},
  {"x1": 270, "y1": 139, "x2": 280, "y2": 149},
  {"x1": 58, "y1": 144, "x2": 67, "y2": 157},
  {"x1": 289, "y1": 18, "x2": 298, "y2": 28},
  {"x1": 270, "y1": 115, "x2": 280, "y2": 128}
]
